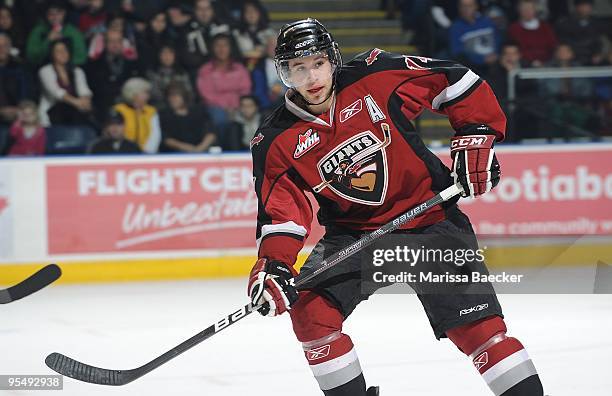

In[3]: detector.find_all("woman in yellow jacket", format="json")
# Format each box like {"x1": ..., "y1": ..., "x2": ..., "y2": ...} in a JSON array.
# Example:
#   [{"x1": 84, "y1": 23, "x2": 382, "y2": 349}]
[{"x1": 114, "y1": 78, "x2": 161, "y2": 153}]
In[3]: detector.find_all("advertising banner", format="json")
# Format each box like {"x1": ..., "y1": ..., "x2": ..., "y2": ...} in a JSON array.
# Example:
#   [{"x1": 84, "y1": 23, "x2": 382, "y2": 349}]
[
  {"x1": 44, "y1": 145, "x2": 612, "y2": 256},
  {"x1": 47, "y1": 158, "x2": 261, "y2": 254},
  {"x1": 445, "y1": 146, "x2": 612, "y2": 235}
]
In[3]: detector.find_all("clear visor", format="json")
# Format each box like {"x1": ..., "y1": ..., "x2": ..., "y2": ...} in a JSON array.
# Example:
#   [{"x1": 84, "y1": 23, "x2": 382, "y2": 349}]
[{"x1": 276, "y1": 52, "x2": 337, "y2": 88}]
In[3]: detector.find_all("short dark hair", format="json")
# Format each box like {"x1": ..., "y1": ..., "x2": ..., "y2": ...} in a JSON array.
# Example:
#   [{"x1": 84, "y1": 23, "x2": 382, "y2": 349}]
[
  {"x1": 240, "y1": 95, "x2": 259, "y2": 108},
  {"x1": 46, "y1": 0, "x2": 67, "y2": 12},
  {"x1": 165, "y1": 81, "x2": 193, "y2": 105}
]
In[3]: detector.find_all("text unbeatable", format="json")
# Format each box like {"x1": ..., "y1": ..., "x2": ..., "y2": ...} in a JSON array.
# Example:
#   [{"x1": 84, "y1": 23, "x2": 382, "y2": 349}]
[
  {"x1": 372, "y1": 272, "x2": 524, "y2": 283},
  {"x1": 78, "y1": 167, "x2": 253, "y2": 196}
]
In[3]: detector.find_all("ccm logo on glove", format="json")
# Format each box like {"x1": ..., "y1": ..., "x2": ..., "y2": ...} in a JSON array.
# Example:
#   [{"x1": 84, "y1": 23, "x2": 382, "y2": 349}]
[
  {"x1": 450, "y1": 125, "x2": 501, "y2": 198},
  {"x1": 450, "y1": 135, "x2": 495, "y2": 150}
]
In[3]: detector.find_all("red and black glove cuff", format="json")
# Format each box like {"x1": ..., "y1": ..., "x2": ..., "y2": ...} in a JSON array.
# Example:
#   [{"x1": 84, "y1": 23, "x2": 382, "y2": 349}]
[{"x1": 450, "y1": 124, "x2": 501, "y2": 197}]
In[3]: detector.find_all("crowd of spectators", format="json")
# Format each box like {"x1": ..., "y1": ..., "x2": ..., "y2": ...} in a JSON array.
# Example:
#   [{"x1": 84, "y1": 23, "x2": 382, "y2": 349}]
[
  {"x1": 0, "y1": 0, "x2": 283, "y2": 155},
  {"x1": 0, "y1": 0, "x2": 610, "y2": 156},
  {"x1": 395, "y1": 0, "x2": 612, "y2": 140}
]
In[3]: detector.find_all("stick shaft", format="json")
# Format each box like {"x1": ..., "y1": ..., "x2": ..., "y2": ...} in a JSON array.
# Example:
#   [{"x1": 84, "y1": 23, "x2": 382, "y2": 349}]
[{"x1": 46, "y1": 183, "x2": 462, "y2": 385}]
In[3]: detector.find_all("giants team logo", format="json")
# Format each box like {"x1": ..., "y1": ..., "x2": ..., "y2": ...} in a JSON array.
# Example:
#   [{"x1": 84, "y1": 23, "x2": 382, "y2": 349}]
[
  {"x1": 473, "y1": 352, "x2": 489, "y2": 370},
  {"x1": 294, "y1": 129, "x2": 321, "y2": 159},
  {"x1": 306, "y1": 345, "x2": 331, "y2": 361},
  {"x1": 315, "y1": 124, "x2": 391, "y2": 205},
  {"x1": 340, "y1": 99, "x2": 363, "y2": 123}
]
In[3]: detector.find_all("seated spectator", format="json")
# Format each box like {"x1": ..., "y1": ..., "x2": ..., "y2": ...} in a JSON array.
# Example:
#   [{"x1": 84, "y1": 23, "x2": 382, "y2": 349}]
[
  {"x1": 539, "y1": 43, "x2": 598, "y2": 137},
  {"x1": 181, "y1": 0, "x2": 231, "y2": 73},
  {"x1": 159, "y1": 82, "x2": 216, "y2": 153},
  {"x1": 395, "y1": 0, "x2": 434, "y2": 51},
  {"x1": 487, "y1": 43, "x2": 523, "y2": 99},
  {"x1": 232, "y1": 0, "x2": 275, "y2": 70},
  {"x1": 85, "y1": 28, "x2": 141, "y2": 124},
  {"x1": 449, "y1": 0, "x2": 500, "y2": 75},
  {"x1": 5, "y1": 1, "x2": 47, "y2": 38},
  {"x1": 167, "y1": 1, "x2": 193, "y2": 61},
  {"x1": 263, "y1": 36, "x2": 287, "y2": 108},
  {"x1": 222, "y1": 95, "x2": 260, "y2": 151},
  {"x1": 38, "y1": 39, "x2": 93, "y2": 126},
  {"x1": 507, "y1": 0, "x2": 557, "y2": 66},
  {"x1": 136, "y1": 11, "x2": 173, "y2": 68},
  {"x1": 250, "y1": 35, "x2": 286, "y2": 111},
  {"x1": 555, "y1": 0, "x2": 607, "y2": 66},
  {"x1": 88, "y1": 108, "x2": 141, "y2": 154},
  {"x1": 7, "y1": 100, "x2": 45, "y2": 156},
  {"x1": 26, "y1": 0, "x2": 87, "y2": 66},
  {"x1": 114, "y1": 77, "x2": 161, "y2": 153},
  {"x1": 0, "y1": 5, "x2": 25, "y2": 56},
  {"x1": 88, "y1": 13, "x2": 138, "y2": 61},
  {"x1": 0, "y1": 33, "x2": 33, "y2": 127},
  {"x1": 218, "y1": 0, "x2": 244, "y2": 21},
  {"x1": 487, "y1": 42, "x2": 538, "y2": 141},
  {"x1": 118, "y1": 0, "x2": 167, "y2": 23},
  {"x1": 78, "y1": 0, "x2": 108, "y2": 42},
  {"x1": 147, "y1": 45, "x2": 193, "y2": 109},
  {"x1": 197, "y1": 33, "x2": 251, "y2": 133},
  {"x1": 542, "y1": 44, "x2": 593, "y2": 100}
]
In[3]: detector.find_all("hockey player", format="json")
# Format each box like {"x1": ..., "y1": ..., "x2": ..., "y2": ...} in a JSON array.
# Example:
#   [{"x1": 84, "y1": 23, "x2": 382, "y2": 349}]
[{"x1": 248, "y1": 19, "x2": 544, "y2": 396}]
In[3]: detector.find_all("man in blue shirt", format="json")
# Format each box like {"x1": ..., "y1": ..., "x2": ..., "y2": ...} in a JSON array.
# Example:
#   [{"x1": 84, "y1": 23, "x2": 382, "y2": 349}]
[{"x1": 449, "y1": 0, "x2": 500, "y2": 75}]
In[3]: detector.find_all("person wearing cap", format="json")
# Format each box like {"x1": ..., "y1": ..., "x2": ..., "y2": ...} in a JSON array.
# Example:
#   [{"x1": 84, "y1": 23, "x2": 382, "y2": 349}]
[
  {"x1": 88, "y1": 109, "x2": 141, "y2": 154},
  {"x1": 25, "y1": 0, "x2": 87, "y2": 66}
]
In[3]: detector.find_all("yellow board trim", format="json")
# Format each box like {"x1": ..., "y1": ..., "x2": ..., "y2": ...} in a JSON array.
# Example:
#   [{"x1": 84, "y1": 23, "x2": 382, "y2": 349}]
[{"x1": 0, "y1": 244, "x2": 610, "y2": 286}]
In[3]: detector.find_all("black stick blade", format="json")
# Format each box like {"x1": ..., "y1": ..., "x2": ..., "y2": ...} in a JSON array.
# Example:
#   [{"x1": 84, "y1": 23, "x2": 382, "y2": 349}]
[
  {"x1": 45, "y1": 353, "x2": 132, "y2": 386},
  {"x1": 0, "y1": 264, "x2": 62, "y2": 304}
]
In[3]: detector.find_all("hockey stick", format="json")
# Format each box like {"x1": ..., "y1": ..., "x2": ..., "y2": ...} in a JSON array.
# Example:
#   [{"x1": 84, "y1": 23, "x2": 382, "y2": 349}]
[
  {"x1": 45, "y1": 183, "x2": 463, "y2": 386},
  {"x1": 0, "y1": 264, "x2": 62, "y2": 304},
  {"x1": 313, "y1": 122, "x2": 392, "y2": 193}
]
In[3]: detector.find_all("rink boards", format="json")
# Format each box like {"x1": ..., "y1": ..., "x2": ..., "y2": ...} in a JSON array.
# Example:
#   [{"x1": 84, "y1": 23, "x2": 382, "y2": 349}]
[{"x1": 0, "y1": 144, "x2": 611, "y2": 285}]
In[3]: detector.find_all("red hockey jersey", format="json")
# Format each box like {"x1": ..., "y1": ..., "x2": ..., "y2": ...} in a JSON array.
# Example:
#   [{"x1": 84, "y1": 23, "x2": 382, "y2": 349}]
[{"x1": 251, "y1": 49, "x2": 506, "y2": 266}]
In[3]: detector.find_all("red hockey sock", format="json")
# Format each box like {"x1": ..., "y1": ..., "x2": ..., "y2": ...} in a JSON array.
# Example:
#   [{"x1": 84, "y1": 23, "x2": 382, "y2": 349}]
[
  {"x1": 447, "y1": 316, "x2": 543, "y2": 396},
  {"x1": 291, "y1": 292, "x2": 366, "y2": 395}
]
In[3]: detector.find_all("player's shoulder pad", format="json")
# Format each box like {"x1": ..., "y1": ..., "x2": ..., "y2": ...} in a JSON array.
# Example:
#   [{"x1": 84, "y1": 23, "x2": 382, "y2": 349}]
[
  {"x1": 250, "y1": 102, "x2": 299, "y2": 165},
  {"x1": 338, "y1": 48, "x2": 438, "y2": 89}
]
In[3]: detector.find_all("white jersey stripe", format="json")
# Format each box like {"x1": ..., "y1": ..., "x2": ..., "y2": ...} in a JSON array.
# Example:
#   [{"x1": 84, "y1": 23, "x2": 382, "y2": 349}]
[
  {"x1": 256, "y1": 221, "x2": 308, "y2": 248},
  {"x1": 431, "y1": 70, "x2": 480, "y2": 110}
]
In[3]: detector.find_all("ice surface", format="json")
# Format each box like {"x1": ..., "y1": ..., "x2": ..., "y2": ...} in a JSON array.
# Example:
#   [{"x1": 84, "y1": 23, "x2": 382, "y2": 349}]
[{"x1": 1, "y1": 278, "x2": 610, "y2": 395}]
